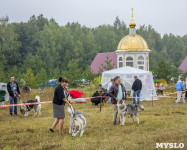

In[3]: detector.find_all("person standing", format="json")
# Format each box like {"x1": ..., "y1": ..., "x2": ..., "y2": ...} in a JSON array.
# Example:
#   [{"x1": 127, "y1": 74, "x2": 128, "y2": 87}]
[
  {"x1": 109, "y1": 76, "x2": 127, "y2": 125},
  {"x1": 107, "y1": 79, "x2": 114, "y2": 92},
  {"x1": 179, "y1": 74, "x2": 183, "y2": 80},
  {"x1": 7, "y1": 76, "x2": 21, "y2": 116},
  {"x1": 107, "y1": 79, "x2": 114, "y2": 104},
  {"x1": 156, "y1": 82, "x2": 164, "y2": 95},
  {"x1": 175, "y1": 78, "x2": 184, "y2": 103},
  {"x1": 132, "y1": 76, "x2": 142, "y2": 104},
  {"x1": 50, "y1": 77, "x2": 71, "y2": 133}
]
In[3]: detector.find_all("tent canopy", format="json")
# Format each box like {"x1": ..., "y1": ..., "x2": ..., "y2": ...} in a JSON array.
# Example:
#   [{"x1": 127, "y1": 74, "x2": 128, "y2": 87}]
[{"x1": 101, "y1": 66, "x2": 157, "y2": 101}]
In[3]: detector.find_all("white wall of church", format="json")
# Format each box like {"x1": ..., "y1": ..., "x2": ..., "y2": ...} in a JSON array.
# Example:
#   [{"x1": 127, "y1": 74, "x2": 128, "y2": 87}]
[{"x1": 116, "y1": 52, "x2": 149, "y2": 71}]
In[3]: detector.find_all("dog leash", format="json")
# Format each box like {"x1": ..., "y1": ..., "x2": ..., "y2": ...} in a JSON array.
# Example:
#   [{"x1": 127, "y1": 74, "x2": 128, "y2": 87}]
[{"x1": 70, "y1": 106, "x2": 76, "y2": 118}]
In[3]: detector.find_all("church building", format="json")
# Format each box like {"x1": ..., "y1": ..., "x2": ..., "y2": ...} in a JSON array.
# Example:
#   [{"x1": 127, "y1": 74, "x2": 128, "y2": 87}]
[{"x1": 91, "y1": 9, "x2": 151, "y2": 74}]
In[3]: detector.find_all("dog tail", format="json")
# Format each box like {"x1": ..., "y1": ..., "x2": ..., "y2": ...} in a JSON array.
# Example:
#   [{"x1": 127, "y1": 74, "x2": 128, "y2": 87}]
[
  {"x1": 35, "y1": 96, "x2": 40, "y2": 102},
  {"x1": 137, "y1": 104, "x2": 145, "y2": 111}
]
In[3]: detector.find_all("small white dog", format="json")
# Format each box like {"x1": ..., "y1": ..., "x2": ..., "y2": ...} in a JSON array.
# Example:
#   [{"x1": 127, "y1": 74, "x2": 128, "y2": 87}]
[
  {"x1": 20, "y1": 96, "x2": 41, "y2": 116},
  {"x1": 175, "y1": 92, "x2": 185, "y2": 103},
  {"x1": 67, "y1": 106, "x2": 86, "y2": 137}
]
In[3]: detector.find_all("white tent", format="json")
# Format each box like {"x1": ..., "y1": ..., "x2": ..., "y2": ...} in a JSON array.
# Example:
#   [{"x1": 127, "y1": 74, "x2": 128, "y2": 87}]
[
  {"x1": 0, "y1": 83, "x2": 9, "y2": 104},
  {"x1": 101, "y1": 67, "x2": 158, "y2": 101}
]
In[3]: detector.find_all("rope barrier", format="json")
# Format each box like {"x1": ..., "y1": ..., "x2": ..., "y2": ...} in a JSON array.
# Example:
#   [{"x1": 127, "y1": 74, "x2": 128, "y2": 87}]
[
  {"x1": 0, "y1": 96, "x2": 104, "y2": 108},
  {"x1": 0, "y1": 90, "x2": 186, "y2": 108}
]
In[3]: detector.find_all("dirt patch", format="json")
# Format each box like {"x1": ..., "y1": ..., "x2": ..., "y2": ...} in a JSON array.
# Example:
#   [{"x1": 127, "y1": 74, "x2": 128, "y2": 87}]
[
  {"x1": 172, "y1": 111, "x2": 186, "y2": 115},
  {"x1": 26, "y1": 128, "x2": 35, "y2": 133},
  {"x1": 154, "y1": 113, "x2": 161, "y2": 116},
  {"x1": 40, "y1": 144, "x2": 59, "y2": 150}
]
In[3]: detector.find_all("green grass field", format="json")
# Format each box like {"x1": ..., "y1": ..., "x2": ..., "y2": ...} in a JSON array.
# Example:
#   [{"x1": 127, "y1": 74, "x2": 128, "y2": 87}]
[{"x1": 0, "y1": 87, "x2": 186, "y2": 150}]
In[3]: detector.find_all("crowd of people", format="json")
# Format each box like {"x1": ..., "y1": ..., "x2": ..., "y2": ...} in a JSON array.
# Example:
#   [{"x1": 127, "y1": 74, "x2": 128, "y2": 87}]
[
  {"x1": 90, "y1": 75, "x2": 142, "y2": 125},
  {"x1": 155, "y1": 82, "x2": 164, "y2": 95},
  {"x1": 5, "y1": 74, "x2": 187, "y2": 132},
  {"x1": 91, "y1": 75, "x2": 142, "y2": 106}
]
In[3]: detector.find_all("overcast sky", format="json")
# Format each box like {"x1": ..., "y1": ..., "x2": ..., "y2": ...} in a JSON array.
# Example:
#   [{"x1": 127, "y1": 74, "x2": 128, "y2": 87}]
[{"x1": 0, "y1": 0, "x2": 186, "y2": 36}]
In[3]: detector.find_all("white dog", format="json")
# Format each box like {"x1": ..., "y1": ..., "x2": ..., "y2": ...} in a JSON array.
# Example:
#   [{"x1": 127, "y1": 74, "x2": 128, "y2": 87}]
[
  {"x1": 20, "y1": 96, "x2": 41, "y2": 116},
  {"x1": 175, "y1": 92, "x2": 185, "y2": 103},
  {"x1": 67, "y1": 106, "x2": 86, "y2": 137}
]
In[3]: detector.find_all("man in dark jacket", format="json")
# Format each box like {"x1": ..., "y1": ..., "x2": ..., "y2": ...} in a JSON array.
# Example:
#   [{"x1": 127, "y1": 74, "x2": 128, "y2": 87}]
[
  {"x1": 109, "y1": 76, "x2": 127, "y2": 125},
  {"x1": 7, "y1": 76, "x2": 20, "y2": 116},
  {"x1": 132, "y1": 76, "x2": 142, "y2": 104}
]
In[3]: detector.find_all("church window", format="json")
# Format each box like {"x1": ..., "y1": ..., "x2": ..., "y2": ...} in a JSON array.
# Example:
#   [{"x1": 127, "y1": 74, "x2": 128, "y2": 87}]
[
  {"x1": 137, "y1": 56, "x2": 144, "y2": 70},
  {"x1": 126, "y1": 56, "x2": 133, "y2": 67},
  {"x1": 119, "y1": 57, "x2": 123, "y2": 68}
]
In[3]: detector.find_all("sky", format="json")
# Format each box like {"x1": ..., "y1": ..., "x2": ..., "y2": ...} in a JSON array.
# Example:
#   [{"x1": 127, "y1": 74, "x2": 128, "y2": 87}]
[{"x1": 0, "y1": 0, "x2": 186, "y2": 36}]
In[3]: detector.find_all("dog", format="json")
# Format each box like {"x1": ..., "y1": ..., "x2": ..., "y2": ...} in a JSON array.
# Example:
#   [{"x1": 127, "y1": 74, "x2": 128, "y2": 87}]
[
  {"x1": 175, "y1": 92, "x2": 185, "y2": 103},
  {"x1": 38, "y1": 87, "x2": 43, "y2": 94},
  {"x1": 117, "y1": 99, "x2": 144, "y2": 125},
  {"x1": 20, "y1": 96, "x2": 41, "y2": 116},
  {"x1": 67, "y1": 106, "x2": 86, "y2": 137}
]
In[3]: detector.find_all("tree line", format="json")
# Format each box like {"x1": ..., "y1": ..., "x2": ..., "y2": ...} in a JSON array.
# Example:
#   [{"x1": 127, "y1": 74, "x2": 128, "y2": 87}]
[{"x1": 0, "y1": 15, "x2": 186, "y2": 87}]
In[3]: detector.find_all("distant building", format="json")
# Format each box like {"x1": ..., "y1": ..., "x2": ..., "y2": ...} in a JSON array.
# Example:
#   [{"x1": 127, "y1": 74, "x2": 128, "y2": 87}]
[
  {"x1": 179, "y1": 56, "x2": 187, "y2": 73},
  {"x1": 91, "y1": 8, "x2": 151, "y2": 74},
  {"x1": 91, "y1": 52, "x2": 117, "y2": 74}
]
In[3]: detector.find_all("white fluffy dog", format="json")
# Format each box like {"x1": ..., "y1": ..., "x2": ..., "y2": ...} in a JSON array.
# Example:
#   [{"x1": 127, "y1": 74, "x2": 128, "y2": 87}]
[{"x1": 67, "y1": 106, "x2": 86, "y2": 137}]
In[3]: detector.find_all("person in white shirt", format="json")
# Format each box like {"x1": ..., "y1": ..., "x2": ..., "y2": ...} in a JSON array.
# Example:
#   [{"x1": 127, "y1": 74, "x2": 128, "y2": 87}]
[
  {"x1": 107, "y1": 79, "x2": 114, "y2": 91},
  {"x1": 107, "y1": 79, "x2": 114, "y2": 104}
]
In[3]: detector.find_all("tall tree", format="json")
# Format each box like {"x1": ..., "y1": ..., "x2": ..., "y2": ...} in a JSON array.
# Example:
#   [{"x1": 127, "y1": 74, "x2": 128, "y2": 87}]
[
  {"x1": 98, "y1": 56, "x2": 115, "y2": 74},
  {"x1": 82, "y1": 66, "x2": 96, "y2": 86},
  {"x1": 36, "y1": 68, "x2": 48, "y2": 84},
  {"x1": 54, "y1": 67, "x2": 62, "y2": 79},
  {"x1": 64, "y1": 59, "x2": 82, "y2": 87},
  {"x1": 24, "y1": 68, "x2": 37, "y2": 88},
  {"x1": 154, "y1": 58, "x2": 171, "y2": 80},
  {"x1": 0, "y1": 16, "x2": 21, "y2": 70}
]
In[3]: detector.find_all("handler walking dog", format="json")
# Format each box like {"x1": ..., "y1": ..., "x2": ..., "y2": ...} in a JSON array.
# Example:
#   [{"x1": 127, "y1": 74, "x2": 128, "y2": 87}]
[
  {"x1": 49, "y1": 77, "x2": 71, "y2": 134},
  {"x1": 109, "y1": 76, "x2": 127, "y2": 125}
]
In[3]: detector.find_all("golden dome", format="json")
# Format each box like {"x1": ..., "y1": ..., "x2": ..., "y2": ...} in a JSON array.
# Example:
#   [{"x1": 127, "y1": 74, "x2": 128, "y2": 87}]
[
  {"x1": 117, "y1": 8, "x2": 149, "y2": 51},
  {"x1": 117, "y1": 34, "x2": 149, "y2": 51}
]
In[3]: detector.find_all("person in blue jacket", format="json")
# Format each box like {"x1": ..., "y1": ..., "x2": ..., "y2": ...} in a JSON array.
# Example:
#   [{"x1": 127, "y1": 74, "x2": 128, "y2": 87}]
[{"x1": 175, "y1": 78, "x2": 184, "y2": 103}]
